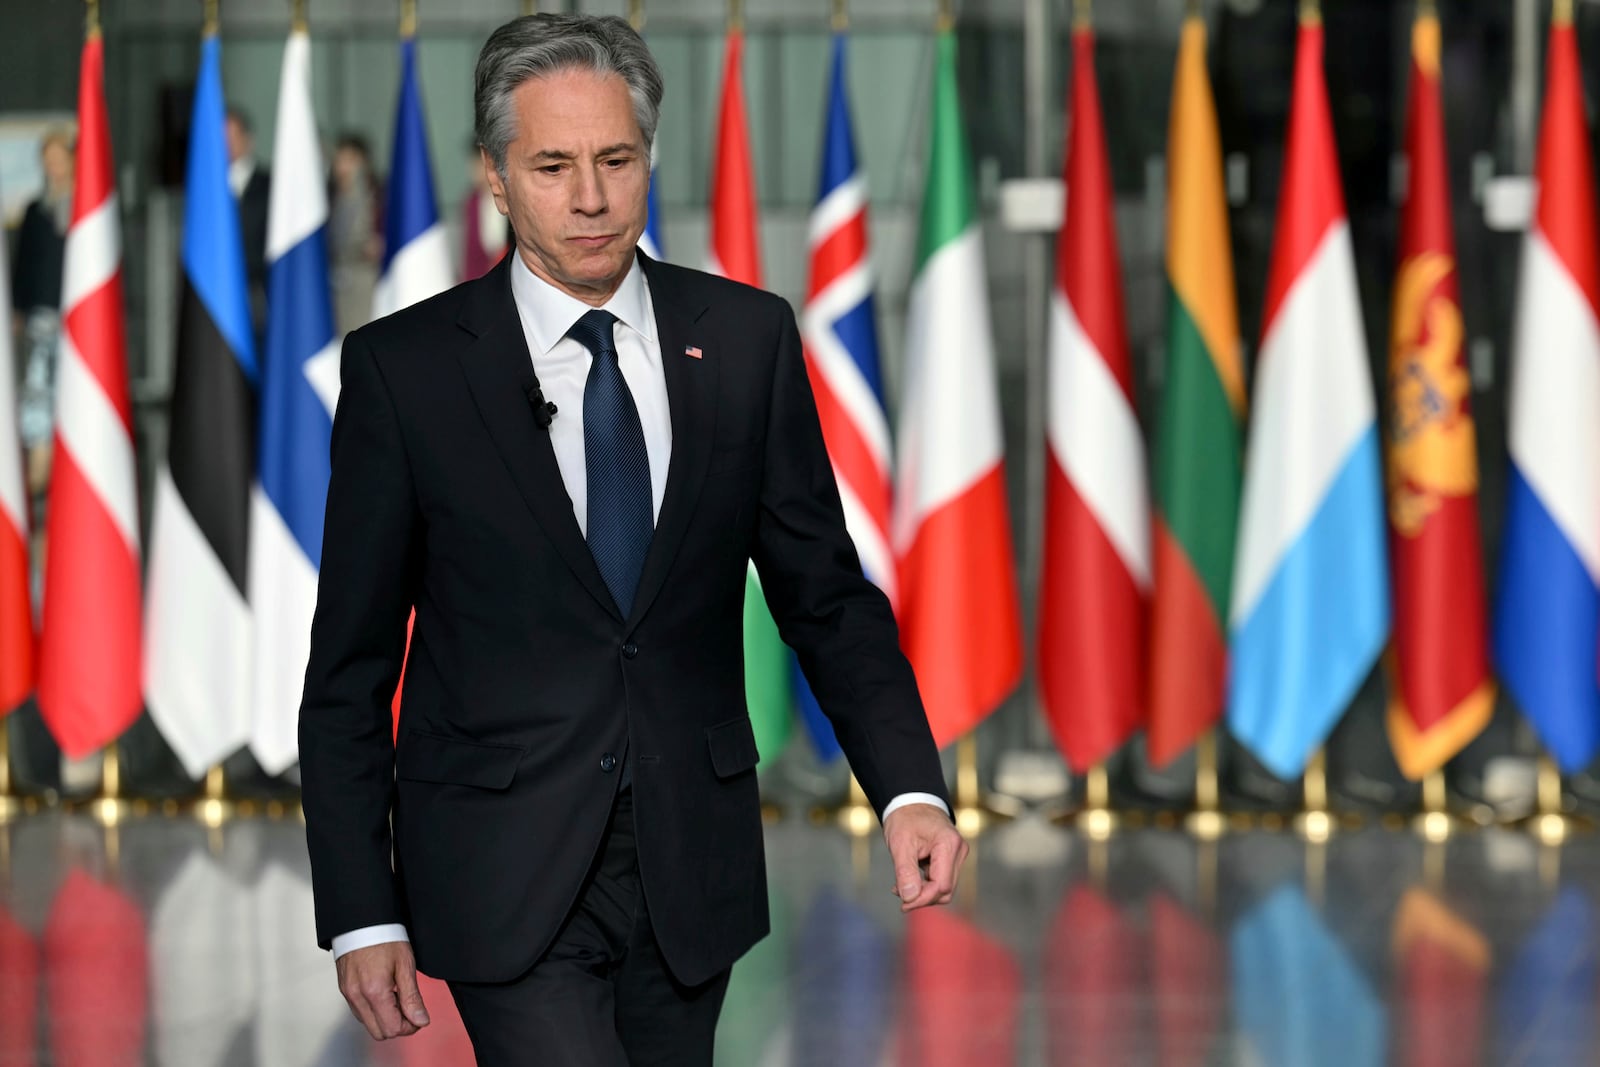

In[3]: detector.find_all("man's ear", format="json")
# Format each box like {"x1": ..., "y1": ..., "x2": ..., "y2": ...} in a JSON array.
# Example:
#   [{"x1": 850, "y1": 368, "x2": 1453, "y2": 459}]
[{"x1": 480, "y1": 147, "x2": 510, "y2": 216}]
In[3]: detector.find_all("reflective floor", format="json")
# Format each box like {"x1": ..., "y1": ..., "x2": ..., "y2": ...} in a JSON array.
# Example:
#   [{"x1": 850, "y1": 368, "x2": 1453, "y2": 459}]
[{"x1": 1, "y1": 811, "x2": 1596, "y2": 1065}]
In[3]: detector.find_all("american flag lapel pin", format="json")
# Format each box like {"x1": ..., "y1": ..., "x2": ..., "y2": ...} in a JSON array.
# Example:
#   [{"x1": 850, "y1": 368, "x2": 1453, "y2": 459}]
[{"x1": 684, "y1": 344, "x2": 703, "y2": 359}]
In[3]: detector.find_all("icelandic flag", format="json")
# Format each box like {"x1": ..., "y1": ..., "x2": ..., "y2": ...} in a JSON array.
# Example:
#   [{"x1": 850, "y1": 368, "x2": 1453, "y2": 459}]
[
  {"x1": 1226, "y1": 13, "x2": 1389, "y2": 780},
  {"x1": 249, "y1": 27, "x2": 337, "y2": 774},
  {"x1": 1494, "y1": 10, "x2": 1600, "y2": 773},
  {"x1": 640, "y1": 143, "x2": 664, "y2": 261},
  {"x1": 372, "y1": 37, "x2": 452, "y2": 320},
  {"x1": 794, "y1": 34, "x2": 893, "y2": 762}
]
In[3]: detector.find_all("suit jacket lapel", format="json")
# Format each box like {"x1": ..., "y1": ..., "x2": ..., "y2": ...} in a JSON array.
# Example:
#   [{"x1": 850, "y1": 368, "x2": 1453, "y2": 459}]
[
  {"x1": 628, "y1": 256, "x2": 716, "y2": 631},
  {"x1": 453, "y1": 258, "x2": 622, "y2": 622}
]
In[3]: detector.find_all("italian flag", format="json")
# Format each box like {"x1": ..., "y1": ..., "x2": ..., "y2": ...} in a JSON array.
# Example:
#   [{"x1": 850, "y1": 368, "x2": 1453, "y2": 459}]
[
  {"x1": 893, "y1": 27, "x2": 1022, "y2": 748},
  {"x1": 1039, "y1": 16, "x2": 1150, "y2": 772},
  {"x1": 1146, "y1": 10, "x2": 1244, "y2": 767},
  {"x1": 708, "y1": 27, "x2": 792, "y2": 770}
]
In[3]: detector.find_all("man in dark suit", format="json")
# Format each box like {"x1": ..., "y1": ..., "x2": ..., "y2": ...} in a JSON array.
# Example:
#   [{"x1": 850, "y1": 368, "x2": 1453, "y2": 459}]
[
  {"x1": 299, "y1": 14, "x2": 966, "y2": 1066},
  {"x1": 225, "y1": 106, "x2": 270, "y2": 332}
]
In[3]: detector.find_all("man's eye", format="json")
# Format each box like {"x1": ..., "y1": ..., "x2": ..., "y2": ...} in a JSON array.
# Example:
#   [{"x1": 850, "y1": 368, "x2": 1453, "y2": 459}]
[{"x1": 540, "y1": 165, "x2": 563, "y2": 175}]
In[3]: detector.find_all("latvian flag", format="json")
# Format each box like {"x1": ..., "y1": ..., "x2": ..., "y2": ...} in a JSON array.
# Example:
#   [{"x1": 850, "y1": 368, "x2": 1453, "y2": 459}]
[
  {"x1": 144, "y1": 32, "x2": 257, "y2": 778},
  {"x1": 1039, "y1": 14, "x2": 1150, "y2": 773}
]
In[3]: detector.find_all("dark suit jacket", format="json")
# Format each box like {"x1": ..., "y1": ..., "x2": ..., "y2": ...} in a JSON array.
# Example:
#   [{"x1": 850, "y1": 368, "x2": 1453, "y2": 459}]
[
  {"x1": 298, "y1": 252, "x2": 948, "y2": 986},
  {"x1": 238, "y1": 165, "x2": 270, "y2": 327}
]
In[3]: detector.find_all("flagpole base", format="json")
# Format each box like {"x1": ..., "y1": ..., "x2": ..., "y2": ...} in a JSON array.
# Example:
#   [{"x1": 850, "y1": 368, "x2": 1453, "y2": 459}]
[
  {"x1": 1412, "y1": 809, "x2": 1458, "y2": 842},
  {"x1": 1293, "y1": 809, "x2": 1337, "y2": 843},
  {"x1": 760, "y1": 802, "x2": 784, "y2": 826},
  {"x1": 1520, "y1": 812, "x2": 1577, "y2": 847},
  {"x1": 1184, "y1": 809, "x2": 1227, "y2": 841},
  {"x1": 80, "y1": 796, "x2": 135, "y2": 827},
  {"x1": 195, "y1": 795, "x2": 236, "y2": 828},
  {"x1": 0, "y1": 794, "x2": 28, "y2": 823}
]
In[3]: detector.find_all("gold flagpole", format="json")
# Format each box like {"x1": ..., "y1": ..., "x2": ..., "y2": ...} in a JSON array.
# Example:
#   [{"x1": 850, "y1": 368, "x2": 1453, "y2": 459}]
[
  {"x1": 204, "y1": 0, "x2": 219, "y2": 36},
  {"x1": 1414, "y1": 767, "x2": 1455, "y2": 842},
  {"x1": 954, "y1": 733, "x2": 985, "y2": 835},
  {"x1": 1294, "y1": 748, "x2": 1335, "y2": 841},
  {"x1": 936, "y1": 0, "x2": 952, "y2": 33},
  {"x1": 87, "y1": 0, "x2": 101, "y2": 37},
  {"x1": 85, "y1": 740, "x2": 132, "y2": 826},
  {"x1": 1184, "y1": 729, "x2": 1226, "y2": 840},
  {"x1": 729, "y1": 0, "x2": 743, "y2": 34},
  {"x1": 0, "y1": 721, "x2": 23, "y2": 822},
  {"x1": 833, "y1": 0, "x2": 847, "y2": 33},
  {"x1": 1300, "y1": 0, "x2": 1322, "y2": 26},
  {"x1": 1073, "y1": 0, "x2": 1091, "y2": 29},
  {"x1": 1555, "y1": 0, "x2": 1574, "y2": 27},
  {"x1": 629, "y1": 0, "x2": 644, "y2": 31},
  {"x1": 523, "y1": 0, "x2": 538, "y2": 15},
  {"x1": 292, "y1": 0, "x2": 307, "y2": 33},
  {"x1": 1077, "y1": 761, "x2": 1117, "y2": 840},
  {"x1": 835, "y1": 774, "x2": 876, "y2": 837},
  {"x1": 400, "y1": 0, "x2": 416, "y2": 39},
  {"x1": 1525, "y1": 755, "x2": 1571, "y2": 846}
]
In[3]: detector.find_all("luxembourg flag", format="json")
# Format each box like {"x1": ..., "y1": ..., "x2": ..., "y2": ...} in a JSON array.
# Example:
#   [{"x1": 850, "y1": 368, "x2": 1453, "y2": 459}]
[
  {"x1": 249, "y1": 26, "x2": 337, "y2": 774},
  {"x1": 795, "y1": 33, "x2": 892, "y2": 761},
  {"x1": 1494, "y1": 5, "x2": 1600, "y2": 773},
  {"x1": 372, "y1": 36, "x2": 452, "y2": 320},
  {"x1": 1226, "y1": 9, "x2": 1389, "y2": 780}
]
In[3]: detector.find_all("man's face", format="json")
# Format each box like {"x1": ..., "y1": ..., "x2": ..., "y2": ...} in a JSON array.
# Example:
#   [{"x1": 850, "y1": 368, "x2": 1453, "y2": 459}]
[
  {"x1": 225, "y1": 117, "x2": 252, "y2": 164},
  {"x1": 41, "y1": 141, "x2": 72, "y2": 188},
  {"x1": 483, "y1": 68, "x2": 649, "y2": 306}
]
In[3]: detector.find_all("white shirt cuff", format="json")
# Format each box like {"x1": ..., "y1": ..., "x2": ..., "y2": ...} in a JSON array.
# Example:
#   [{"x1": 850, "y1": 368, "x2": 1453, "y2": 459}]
[
  {"x1": 331, "y1": 923, "x2": 411, "y2": 959},
  {"x1": 881, "y1": 792, "x2": 951, "y2": 821}
]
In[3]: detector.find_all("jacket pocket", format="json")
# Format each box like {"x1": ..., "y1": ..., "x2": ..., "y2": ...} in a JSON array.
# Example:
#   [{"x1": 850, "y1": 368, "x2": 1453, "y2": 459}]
[
  {"x1": 396, "y1": 729, "x2": 525, "y2": 790},
  {"x1": 705, "y1": 716, "x2": 760, "y2": 779}
]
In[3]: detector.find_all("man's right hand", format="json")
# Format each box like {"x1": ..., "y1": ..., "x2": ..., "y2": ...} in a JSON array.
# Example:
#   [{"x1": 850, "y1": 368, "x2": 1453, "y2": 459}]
[{"x1": 336, "y1": 941, "x2": 431, "y2": 1040}]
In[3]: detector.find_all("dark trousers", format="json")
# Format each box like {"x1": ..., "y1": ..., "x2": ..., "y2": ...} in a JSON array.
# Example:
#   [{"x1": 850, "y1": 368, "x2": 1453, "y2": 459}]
[{"x1": 447, "y1": 788, "x2": 732, "y2": 1066}]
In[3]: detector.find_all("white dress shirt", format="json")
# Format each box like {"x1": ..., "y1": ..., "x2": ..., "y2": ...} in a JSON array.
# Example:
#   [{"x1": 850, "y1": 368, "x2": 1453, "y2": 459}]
[{"x1": 330, "y1": 251, "x2": 946, "y2": 959}]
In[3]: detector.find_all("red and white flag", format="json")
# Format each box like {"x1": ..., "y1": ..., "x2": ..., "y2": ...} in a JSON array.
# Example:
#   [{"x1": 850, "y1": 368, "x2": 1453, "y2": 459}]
[
  {"x1": 0, "y1": 222, "x2": 33, "y2": 716},
  {"x1": 1039, "y1": 21, "x2": 1150, "y2": 772},
  {"x1": 37, "y1": 30, "x2": 142, "y2": 756}
]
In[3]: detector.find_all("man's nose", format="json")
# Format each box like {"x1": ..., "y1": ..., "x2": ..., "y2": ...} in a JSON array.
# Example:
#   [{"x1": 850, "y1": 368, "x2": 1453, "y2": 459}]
[{"x1": 573, "y1": 164, "x2": 607, "y2": 214}]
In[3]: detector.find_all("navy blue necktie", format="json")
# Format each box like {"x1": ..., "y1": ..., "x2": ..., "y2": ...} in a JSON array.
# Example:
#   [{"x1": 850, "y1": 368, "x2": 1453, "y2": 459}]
[{"x1": 570, "y1": 309, "x2": 653, "y2": 617}]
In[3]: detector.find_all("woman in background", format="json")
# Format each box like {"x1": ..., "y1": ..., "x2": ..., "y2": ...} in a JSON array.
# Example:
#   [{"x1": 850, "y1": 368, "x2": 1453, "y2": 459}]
[
  {"x1": 11, "y1": 126, "x2": 74, "y2": 498},
  {"x1": 327, "y1": 132, "x2": 382, "y2": 337}
]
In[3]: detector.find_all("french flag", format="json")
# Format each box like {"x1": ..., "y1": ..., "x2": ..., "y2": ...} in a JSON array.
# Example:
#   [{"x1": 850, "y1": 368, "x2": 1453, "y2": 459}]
[
  {"x1": 1226, "y1": 10, "x2": 1389, "y2": 780},
  {"x1": 1495, "y1": 7, "x2": 1600, "y2": 773},
  {"x1": 795, "y1": 34, "x2": 893, "y2": 761},
  {"x1": 372, "y1": 36, "x2": 452, "y2": 320},
  {"x1": 249, "y1": 25, "x2": 338, "y2": 774},
  {"x1": 640, "y1": 142, "x2": 664, "y2": 261}
]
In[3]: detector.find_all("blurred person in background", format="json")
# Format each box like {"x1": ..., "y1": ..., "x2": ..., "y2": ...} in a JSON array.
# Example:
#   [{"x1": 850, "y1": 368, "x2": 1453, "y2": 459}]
[
  {"x1": 460, "y1": 138, "x2": 508, "y2": 281},
  {"x1": 328, "y1": 132, "x2": 382, "y2": 336},
  {"x1": 226, "y1": 105, "x2": 271, "y2": 333},
  {"x1": 11, "y1": 125, "x2": 74, "y2": 499}
]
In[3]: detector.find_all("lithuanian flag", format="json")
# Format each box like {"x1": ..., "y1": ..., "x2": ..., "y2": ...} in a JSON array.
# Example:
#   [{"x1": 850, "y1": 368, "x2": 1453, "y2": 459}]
[{"x1": 1146, "y1": 9, "x2": 1244, "y2": 767}]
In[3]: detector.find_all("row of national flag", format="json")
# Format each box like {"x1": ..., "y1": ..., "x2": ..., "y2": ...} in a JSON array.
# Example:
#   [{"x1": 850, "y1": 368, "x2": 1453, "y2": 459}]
[
  {"x1": 3, "y1": 5, "x2": 1595, "y2": 786},
  {"x1": 0, "y1": 16, "x2": 454, "y2": 777},
  {"x1": 742, "y1": 1, "x2": 1597, "y2": 786}
]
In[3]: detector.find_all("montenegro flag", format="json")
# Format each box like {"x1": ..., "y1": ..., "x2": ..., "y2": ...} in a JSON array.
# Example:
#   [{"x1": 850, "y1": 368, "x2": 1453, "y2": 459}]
[{"x1": 1385, "y1": 3, "x2": 1493, "y2": 778}]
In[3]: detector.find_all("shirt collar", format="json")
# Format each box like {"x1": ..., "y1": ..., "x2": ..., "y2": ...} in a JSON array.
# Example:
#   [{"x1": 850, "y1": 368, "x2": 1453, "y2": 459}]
[{"x1": 509, "y1": 248, "x2": 655, "y2": 356}]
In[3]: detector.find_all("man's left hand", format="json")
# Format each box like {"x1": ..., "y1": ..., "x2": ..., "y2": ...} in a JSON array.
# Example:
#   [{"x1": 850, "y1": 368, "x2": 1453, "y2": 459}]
[{"x1": 882, "y1": 803, "x2": 968, "y2": 912}]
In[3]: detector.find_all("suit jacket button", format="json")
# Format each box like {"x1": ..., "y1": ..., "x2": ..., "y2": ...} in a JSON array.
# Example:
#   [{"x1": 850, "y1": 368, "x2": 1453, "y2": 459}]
[
  {"x1": 622, "y1": 643, "x2": 639, "y2": 659},
  {"x1": 600, "y1": 753, "x2": 617, "y2": 772}
]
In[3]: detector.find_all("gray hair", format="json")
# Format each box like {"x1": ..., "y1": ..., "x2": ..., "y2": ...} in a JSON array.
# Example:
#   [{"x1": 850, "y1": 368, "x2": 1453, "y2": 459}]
[{"x1": 474, "y1": 14, "x2": 664, "y2": 179}]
